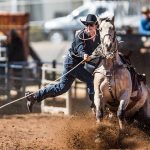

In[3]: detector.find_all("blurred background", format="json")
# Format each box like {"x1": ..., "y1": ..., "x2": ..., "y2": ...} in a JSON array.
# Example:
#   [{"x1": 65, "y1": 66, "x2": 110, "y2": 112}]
[
  {"x1": 0, "y1": 0, "x2": 150, "y2": 102},
  {"x1": 0, "y1": 0, "x2": 149, "y2": 41}
]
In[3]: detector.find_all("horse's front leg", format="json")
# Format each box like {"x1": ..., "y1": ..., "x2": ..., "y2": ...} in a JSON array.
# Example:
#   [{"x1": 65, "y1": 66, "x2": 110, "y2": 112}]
[
  {"x1": 117, "y1": 90, "x2": 130, "y2": 129},
  {"x1": 94, "y1": 73, "x2": 104, "y2": 122}
]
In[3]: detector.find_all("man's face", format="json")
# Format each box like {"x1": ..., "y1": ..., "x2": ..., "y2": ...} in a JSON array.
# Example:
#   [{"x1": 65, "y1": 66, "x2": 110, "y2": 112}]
[
  {"x1": 143, "y1": 13, "x2": 150, "y2": 18},
  {"x1": 87, "y1": 24, "x2": 97, "y2": 35}
]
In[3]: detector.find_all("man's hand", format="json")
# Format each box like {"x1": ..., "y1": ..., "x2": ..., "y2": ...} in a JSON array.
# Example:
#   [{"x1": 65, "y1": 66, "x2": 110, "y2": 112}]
[{"x1": 84, "y1": 54, "x2": 92, "y2": 61}]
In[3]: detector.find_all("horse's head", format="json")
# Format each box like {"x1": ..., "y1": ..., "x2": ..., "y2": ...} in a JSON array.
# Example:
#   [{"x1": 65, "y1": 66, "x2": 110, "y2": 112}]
[{"x1": 98, "y1": 16, "x2": 117, "y2": 59}]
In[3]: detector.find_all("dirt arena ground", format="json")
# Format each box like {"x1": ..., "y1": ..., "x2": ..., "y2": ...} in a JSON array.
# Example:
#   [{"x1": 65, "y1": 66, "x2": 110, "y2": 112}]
[
  {"x1": 0, "y1": 90, "x2": 150, "y2": 150},
  {"x1": 0, "y1": 113, "x2": 150, "y2": 150}
]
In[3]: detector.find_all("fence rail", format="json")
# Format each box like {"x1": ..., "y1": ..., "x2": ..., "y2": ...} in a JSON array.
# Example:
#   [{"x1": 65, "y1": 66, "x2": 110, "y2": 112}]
[
  {"x1": 0, "y1": 61, "x2": 41, "y2": 100},
  {"x1": 0, "y1": 60, "x2": 88, "y2": 104}
]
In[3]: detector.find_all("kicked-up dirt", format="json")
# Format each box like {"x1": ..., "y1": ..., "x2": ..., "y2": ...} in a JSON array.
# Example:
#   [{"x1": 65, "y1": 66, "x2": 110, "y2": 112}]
[
  {"x1": 0, "y1": 112, "x2": 150, "y2": 150},
  {"x1": 0, "y1": 96, "x2": 150, "y2": 150},
  {"x1": 0, "y1": 87, "x2": 150, "y2": 150}
]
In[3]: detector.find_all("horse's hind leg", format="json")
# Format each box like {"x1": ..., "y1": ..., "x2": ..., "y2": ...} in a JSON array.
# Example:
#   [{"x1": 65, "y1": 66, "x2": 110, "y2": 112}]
[
  {"x1": 94, "y1": 73, "x2": 104, "y2": 122},
  {"x1": 137, "y1": 97, "x2": 150, "y2": 126},
  {"x1": 126, "y1": 98, "x2": 146, "y2": 118},
  {"x1": 126, "y1": 84, "x2": 148, "y2": 118}
]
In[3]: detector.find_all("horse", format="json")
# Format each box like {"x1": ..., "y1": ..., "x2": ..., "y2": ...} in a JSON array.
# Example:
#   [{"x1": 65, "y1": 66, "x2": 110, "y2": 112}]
[{"x1": 92, "y1": 16, "x2": 150, "y2": 129}]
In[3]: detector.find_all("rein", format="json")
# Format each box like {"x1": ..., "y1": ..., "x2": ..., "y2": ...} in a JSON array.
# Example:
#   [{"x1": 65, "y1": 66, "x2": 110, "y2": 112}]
[
  {"x1": 100, "y1": 28, "x2": 117, "y2": 56},
  {"x1": 106, "y1": 58, "x2": 117, "y2": 102},
  {"x1": 101, "y1": 33, "x2": 115, "y2": 45},
  {"x1": 93, "y1": 37, "x2": 118, "y2": 60},
  {"x1": 106, "y1": 41, "x2": 118, "y2": 102},
  {"x1": 106, "y1": 70, "x2": 117, "y2": 102},
  {"x1": 100, "y1": 33, "x2": 118, "y2": 102}
]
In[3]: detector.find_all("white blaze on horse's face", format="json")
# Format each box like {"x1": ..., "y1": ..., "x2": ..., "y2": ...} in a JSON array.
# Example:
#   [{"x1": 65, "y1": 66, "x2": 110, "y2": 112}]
[{"x1": 99, "y1": 17, "x2": 115, "y2": 59}]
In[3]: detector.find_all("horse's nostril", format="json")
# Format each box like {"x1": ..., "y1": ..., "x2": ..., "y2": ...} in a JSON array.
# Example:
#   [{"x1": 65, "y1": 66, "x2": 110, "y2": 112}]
[
  {"x1": 106, "y1": 44, "x2": 109, "y2": 48},
  {"x1": 105, "y1": 43, "x2": 111, "y2": 49},
  {"x1": 105, "y1": 43, "x2": 111, "y2": 50}
]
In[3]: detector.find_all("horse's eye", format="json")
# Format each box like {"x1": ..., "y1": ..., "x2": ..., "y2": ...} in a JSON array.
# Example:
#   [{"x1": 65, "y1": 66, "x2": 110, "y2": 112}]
[
  {"x1": 99, "y1": 28, "x2": 102, "y2": 31},
  {"x1": 109, "y1": 27, "x2": 112, "y2": 31}
]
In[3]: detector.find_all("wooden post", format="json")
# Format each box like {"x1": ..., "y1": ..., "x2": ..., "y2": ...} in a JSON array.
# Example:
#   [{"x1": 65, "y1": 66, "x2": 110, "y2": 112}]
[
  {"x1": 52, "y1": 60, "x2": 56, "y2": 80},
  {"x1": 6, "y1": 63, "x2": 10, "y2": 101},
  {"x1": 41, "y1": 63, "x2": 73, "y2": 115},
  {"x1": 65, "y1": 89, "x2": 72, "y2": 115},
  {"x1": 22, "y1": 63, "x2": 26, "y2": 95}
]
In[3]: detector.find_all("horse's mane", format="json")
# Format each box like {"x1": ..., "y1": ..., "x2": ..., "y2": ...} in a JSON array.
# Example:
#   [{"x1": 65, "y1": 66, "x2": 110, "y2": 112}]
[{"x1": 100, "y1": 16, "x2": 114, "y2": 22}]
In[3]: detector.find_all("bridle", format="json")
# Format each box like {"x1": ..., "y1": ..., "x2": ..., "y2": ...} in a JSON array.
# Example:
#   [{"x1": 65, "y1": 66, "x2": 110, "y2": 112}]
[
  {"x1": 99, "y1": 25, "x2": 117, "y2": 59},
  {"x1": 98, "y1": 23, "x2": 118, "y2": 102},
  {"x1": 93, "y1": 33, "x2": 118, "y2": 59},
  {"x1": 101, "y1": 33, "x2": 115, "y2": 45}
]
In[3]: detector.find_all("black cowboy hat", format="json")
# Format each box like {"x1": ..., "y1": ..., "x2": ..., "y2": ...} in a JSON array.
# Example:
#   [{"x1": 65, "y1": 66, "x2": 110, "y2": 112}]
[{"x1": 80, "y1": 14, "x2": 97, "y2": 26}]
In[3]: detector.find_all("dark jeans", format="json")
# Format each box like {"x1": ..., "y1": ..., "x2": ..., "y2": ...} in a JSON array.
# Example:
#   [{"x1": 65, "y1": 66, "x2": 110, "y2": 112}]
[{"x1": 35, "y1": 55, "x2": 94, "y2": 103}]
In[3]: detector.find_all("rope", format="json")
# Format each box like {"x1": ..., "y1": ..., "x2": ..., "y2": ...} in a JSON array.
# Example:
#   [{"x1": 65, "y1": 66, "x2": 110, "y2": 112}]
[
  {"x1": 78, "y1": 30, "x2": 97, "y2": 41},
  {"x1": 0, "y1": 59, "x2": 85, "y2": 109}
]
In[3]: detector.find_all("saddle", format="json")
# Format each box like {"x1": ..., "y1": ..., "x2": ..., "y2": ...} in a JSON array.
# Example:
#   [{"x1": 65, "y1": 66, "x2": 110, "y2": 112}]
[{"x1": 119, "y1": 53, "x2": 146, "y2": 93}]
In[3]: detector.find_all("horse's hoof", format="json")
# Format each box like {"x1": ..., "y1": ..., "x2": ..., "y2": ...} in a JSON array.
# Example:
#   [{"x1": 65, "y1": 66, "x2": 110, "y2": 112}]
[
  {"x1": 118, "y1": 119, "x2": 124, "y2": 130},
  {"x1": 108, "y1": 112, "x2": 113, "y2": 119},
  {"x1": 95, "y1": 134, "x2": 101, "y2": 143},
  {"x1": 96, "y1": 119, "x2": 101, "y2": 125},
  {"x1": 95, "y1": 137, "x2": 101, "y2": 143},
  {"x1": 91, "y1": 107, "x2": 96, "y2": 115}
]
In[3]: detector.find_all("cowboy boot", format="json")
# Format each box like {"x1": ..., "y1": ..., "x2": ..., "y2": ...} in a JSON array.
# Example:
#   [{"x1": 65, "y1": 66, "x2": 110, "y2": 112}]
[{"x1": 25, "y1": 91, "x2": 37, "y2": 113}]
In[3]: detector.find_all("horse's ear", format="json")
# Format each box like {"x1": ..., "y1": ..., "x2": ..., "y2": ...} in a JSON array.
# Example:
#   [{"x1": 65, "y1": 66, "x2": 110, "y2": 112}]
[
  {"x1": 98, "y1": 17, "x2": 107, "y2": 24},
  {"x1": 110, "y1": 15, "x2": 115, "y2": 25},
  {"x1": 100, "y1": 17, "x2": 107, "y2": 22}
]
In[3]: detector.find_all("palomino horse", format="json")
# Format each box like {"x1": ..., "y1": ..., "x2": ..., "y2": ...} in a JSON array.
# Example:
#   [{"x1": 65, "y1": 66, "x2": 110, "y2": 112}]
[{"x1": 92, "y1": 16, "x2": 150, "y2": 129}]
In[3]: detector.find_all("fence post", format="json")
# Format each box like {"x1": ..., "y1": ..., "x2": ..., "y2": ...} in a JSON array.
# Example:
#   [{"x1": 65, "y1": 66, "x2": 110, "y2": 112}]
[
  {"x1": 6, "y1": 62, "x2": 10, "y2": 101},
  {"x1": 52, "y1": 60, "x2": 56, "y2": 80},
  {"x1": 66, "y1": 89, "x2": 72, "y2": 115},
  {"x1": 37, "y1": 61, "x2": 42, "y2": 89},
  {"x1": 22, "y1": 63, "x2": 26, "y2": 95}
]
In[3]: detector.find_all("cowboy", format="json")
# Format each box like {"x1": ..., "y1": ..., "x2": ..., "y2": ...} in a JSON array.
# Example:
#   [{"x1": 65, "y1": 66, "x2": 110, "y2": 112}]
[
  {"x1": 25, "y1": 14, "x2": 101, "y2": 112},
  {"x1": 139, "y1": 6, "x2": 150, "y2": 35}
]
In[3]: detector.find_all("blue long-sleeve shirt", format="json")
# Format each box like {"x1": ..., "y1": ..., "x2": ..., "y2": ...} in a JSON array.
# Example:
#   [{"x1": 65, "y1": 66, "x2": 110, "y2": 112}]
[
  {"x1": 69, "y1": 29, "x2": 100, "y2": 61},
  {"x1": 139, "y1": 17, "x2": 150, "y2": 35}
]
